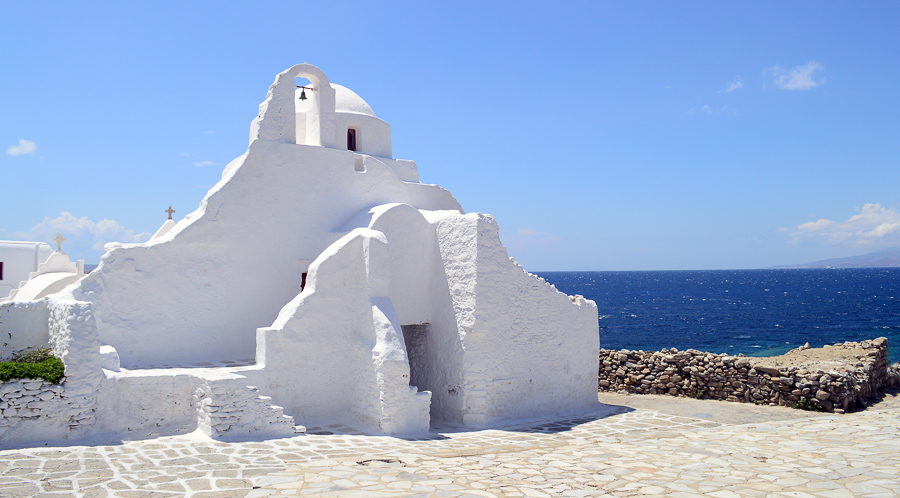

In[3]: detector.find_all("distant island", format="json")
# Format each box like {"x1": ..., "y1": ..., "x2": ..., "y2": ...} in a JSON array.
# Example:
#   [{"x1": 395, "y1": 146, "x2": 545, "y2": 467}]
[{"x1": 773, "y1": 248, "x2": 900, "y2": 269}]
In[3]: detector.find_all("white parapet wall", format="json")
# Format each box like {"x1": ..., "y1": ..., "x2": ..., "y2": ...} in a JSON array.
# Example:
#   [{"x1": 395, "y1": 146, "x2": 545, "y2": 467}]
[
  {"x1": 0, "y1": 300, "x2": 50, "y2": 361},
  {"x1": 429, "y1": 211, "x2": 600, "y2": 427}
]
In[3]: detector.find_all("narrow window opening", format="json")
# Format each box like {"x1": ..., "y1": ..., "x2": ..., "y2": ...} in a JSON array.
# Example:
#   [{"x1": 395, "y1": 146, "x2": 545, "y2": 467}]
[
  {"x1": 347, "y1": 128, "x2": 357, "y2": 151},
  {"x1": 0, "y1": 262, "x2": 4, "y2": 280},
  {"x1": 300, "y1": 272, "x2": 308, "y2": 291}
]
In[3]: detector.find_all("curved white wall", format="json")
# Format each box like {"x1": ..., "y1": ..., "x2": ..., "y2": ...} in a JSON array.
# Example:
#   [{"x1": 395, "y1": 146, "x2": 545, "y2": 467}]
[
  {"x1": 335, "y1": 112, "x2": 392, "y2": 158},
  {"x1": 0, "y1": 241, "x2": 52, "y2": 299}
]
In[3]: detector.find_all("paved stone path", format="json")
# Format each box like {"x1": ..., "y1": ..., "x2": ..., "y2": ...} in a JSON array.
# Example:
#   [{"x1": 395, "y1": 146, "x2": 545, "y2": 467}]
[{"x1": 1, "y1": 392, "x2": 898, "y2": 497}]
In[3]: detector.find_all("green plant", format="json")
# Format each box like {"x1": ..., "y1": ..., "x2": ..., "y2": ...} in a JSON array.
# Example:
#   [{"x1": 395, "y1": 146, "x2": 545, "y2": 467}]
[
  {"x1": 12, "y1": 346, "x2": 53, "y2": 364},
  {"x1": 0, "y1": 356, "x2": 65, "y2": 383},
  {"x1": 690, "y1": 388, "x2": 705, "y2": 399},
  {"x1": 791, "y1": 397, "x2": 824, "y2": 412}
]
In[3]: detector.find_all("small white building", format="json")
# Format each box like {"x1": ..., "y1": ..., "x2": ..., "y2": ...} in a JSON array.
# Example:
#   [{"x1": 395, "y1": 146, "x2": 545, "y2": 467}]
[
  {"x1": 0, "y1": 241, "x2": 53, "y2": 300},
  {"x1": 0, "y1": 64, "x2": 599, "y2": 447},
  {"x1": 2, "y1": 250, "x2": 86, "y2": 304}
]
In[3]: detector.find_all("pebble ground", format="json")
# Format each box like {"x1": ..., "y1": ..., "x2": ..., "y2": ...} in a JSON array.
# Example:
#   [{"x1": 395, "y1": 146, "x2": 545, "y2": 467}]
[{"x1": 1, "y1": 391, "x2": 898, "y2": 497}]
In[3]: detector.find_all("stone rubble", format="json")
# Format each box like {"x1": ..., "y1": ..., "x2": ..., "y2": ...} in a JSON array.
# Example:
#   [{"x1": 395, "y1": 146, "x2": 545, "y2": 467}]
[{"x1": 598, "y1": 337, "x2": 900, "y2": 412}]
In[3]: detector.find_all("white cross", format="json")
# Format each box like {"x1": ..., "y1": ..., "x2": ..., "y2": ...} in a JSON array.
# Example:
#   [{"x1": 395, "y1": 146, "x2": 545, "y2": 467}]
[
  {"x1": 165, "y1": 206, "x2": 175, "y2": 220},
  {"x1": 52, "y1": 233, "x2": 65, "y2": 251}
]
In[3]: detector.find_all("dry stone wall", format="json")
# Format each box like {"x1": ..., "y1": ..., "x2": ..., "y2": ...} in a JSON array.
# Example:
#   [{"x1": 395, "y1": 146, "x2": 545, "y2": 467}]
[
  {"x1": 0, "y1": 377, "x2": 95, "y2": 443},
  {"x1": 194, "y1": 379, "x2": 300, "y2": 439},
  {"x1": 598, "y1": 338, "x2": 899, "y2": 413}
]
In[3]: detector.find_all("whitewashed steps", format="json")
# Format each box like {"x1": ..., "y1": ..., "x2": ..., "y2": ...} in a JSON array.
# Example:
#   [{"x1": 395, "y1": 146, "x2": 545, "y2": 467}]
[{"x1": 195, "y1": 378, "x2": 304, "y2": 439}]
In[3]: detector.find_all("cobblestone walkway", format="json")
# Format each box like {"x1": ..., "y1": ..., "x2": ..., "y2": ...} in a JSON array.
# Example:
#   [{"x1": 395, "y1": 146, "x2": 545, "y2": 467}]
[{"x1": 1, "y1": 394, "x2": 898, "y2": 497}]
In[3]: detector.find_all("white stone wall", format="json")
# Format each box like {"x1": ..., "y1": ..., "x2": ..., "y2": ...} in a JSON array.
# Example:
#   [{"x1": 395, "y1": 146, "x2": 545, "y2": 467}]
[
  {"x1": 0, "y1": 299, "x2": 103, "y2": 448},
  {"x1": 0, "y1": 300, "x2": 50, "y2": 361},
  {"x1": 92, "y1": 372, "x2": 197, "y2": 439},
  {"x1": 253, "y1": 205, "x2": 599, "y2": 433},
  {"x1": 194, "y1": 378, "x2": 297, "y2": 439},
  {"x1": 0, "y1": 377, "x2": 98, "y2": 450},
  {"x1": 430, "y1": 212, "x2": 600, "y2": 427},
  {"x1": 0, "y1": 379, "x2": 69, "y2": 447},
  {"x1": 254, "y1": 228, "x2": 431, "y2": 434}
]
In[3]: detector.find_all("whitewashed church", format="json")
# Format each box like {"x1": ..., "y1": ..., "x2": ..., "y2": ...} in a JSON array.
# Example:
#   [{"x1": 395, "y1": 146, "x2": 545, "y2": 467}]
[{"x1": 0, "y1": 64, "x2": 599, "y2": 447}]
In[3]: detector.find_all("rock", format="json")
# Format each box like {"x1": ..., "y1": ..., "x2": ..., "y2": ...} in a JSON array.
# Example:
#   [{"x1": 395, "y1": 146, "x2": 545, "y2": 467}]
[{"x1": 754, "y1": 365, "x2": 781, "y2": 376}]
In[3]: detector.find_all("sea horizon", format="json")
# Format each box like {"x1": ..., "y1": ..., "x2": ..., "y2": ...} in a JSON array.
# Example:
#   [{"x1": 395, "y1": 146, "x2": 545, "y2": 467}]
[{"x1": 536, "y1": 268, "x2": 900, "y2": 364}]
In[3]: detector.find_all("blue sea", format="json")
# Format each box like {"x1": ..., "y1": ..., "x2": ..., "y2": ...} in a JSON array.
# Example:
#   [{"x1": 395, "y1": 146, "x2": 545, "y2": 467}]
[{"x1": 535, "y1": 268, "x2": 900, "y2": 365}]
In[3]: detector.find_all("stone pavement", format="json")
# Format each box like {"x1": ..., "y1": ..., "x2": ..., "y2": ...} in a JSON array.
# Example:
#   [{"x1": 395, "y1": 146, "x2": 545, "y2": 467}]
[{"x1": 1, "y1": 391, "x2": 898, "y2": 497}]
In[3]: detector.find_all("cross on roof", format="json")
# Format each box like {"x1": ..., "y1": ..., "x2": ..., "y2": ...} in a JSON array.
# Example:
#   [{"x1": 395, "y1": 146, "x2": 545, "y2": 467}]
[
  {"x1": 165, "y1": 206, "x2": 175, "y2": 220},
  {"x1": 52, "y1": 233, "x2": 66, "y2": 251}
]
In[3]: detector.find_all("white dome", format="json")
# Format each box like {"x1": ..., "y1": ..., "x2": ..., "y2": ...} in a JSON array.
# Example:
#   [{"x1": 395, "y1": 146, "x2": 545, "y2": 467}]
[{"x1": 331, "y1": 83, "x2": 377, "y2": 117}]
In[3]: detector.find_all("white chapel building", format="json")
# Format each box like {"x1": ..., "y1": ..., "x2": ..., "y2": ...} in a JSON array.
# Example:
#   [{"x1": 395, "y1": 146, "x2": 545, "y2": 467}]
[
  {"x1": 0, "y1": 64, "x2": 599, "y2": 447},
  {"x1": 0, "y1": 241, "x2": 53, "y2": 299}
]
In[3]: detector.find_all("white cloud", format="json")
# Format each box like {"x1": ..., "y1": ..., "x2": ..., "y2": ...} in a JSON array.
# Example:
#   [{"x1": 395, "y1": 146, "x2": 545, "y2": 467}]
[
  {"x1": 725, "y1": 76, "x2": 743, "y2": 92},
  {"x1": 194, "y1": 160, "x2": 217, "y2": 167},
  {"x1": 686, "y1": 104, "x2": 719, "y2": 115},
  {"x1": 763, "y1": 62, "x2": 825, "y2": 90},
  {"x1": 781, "y1": 203, "x2": 900, "y2": 246},
  {"x1": 6, "y1": 139, "x2": 37, "y2": 156},
  {"x1": 517, "y1": 227, "x2": 560, "y2": 245},
  {"x1": 203, "y1": 130, "x2": 216, "y2": 135},
  {"x1": 13, "y1": 212, "x2": 151, "y2": 252}
]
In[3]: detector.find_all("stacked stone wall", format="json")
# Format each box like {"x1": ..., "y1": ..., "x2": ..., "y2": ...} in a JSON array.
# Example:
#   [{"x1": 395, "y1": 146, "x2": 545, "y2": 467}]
[
  {"x1": 598, "y1": 337, "x2": 900, "y2": 413},
  {"x1": 194, "y1": 380, "x2": 299, "y2": 439},
  {"x1": 0, "y1": 377, "x2": 95, "y2": 441}
]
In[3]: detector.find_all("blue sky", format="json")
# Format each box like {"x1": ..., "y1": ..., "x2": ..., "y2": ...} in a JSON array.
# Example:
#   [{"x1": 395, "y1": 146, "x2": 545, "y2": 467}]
[{"x1": 2, "y1": 2, "x2": 899, "y2": 270}]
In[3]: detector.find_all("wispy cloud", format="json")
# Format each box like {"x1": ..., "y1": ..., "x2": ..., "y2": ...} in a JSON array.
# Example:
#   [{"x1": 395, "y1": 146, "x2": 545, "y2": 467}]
[
  {"x1": 13, "y1": 212, "x2": 151, "y2": 251},
  {"x1": 6, "y1": 139, "x2": 37, "y2": 156},
  {"x1": 780, "y1": 203, "x2": 900, "y2": 247},
  {"x1": 203, "y1": 131, "x2": 216, "y2": 135},
  {"x1": 763, "y1": 62, "x2": 825, "y2": 90},
  {"x1": 194, "y1": 160, "x2": 217, "y2": 167},
  {"x1": 686, "y1": 105, "x2": 713, "y2": 115},
  {"x1": 688, "y1": 104, "x2": 737, "y2": 116},
  {"x1": 724, "y1": 76, "x2": 743, "y2": 92},
  {"x1": 517, "y1": 227, "x2": 560, "y2": 245}
]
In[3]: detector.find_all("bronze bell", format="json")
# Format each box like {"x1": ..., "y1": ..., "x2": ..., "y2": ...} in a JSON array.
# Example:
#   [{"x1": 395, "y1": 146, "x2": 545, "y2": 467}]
[{"x1": 299, "y1": 89, "x2": 307, "y2": 101}]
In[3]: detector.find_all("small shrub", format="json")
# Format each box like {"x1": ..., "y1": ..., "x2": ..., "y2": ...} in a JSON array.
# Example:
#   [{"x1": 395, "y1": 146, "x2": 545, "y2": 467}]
[
  {"x1": 12, "y1": 346, "x2": 53, "y2": 364},
  {"x1": 0, "y1": 356, "x2": 65, "y2": 383},
  {"x1": 791, "y1": 397, "x2": 824, "y2": 412},
  {"x1": 690, "y1": 388, "x2": 705, "y2": 399}
]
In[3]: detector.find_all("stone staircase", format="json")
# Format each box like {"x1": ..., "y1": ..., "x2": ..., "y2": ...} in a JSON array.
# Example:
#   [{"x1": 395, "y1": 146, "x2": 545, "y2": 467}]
[{"x1": 194, "y1": 378, "x2": 304, "y2": 439}]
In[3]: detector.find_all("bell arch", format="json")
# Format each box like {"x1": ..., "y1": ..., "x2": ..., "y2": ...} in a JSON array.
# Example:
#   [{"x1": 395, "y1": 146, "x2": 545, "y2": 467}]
[{"x1": 254, "y1": 63, "x2": 336, "y2": 147}]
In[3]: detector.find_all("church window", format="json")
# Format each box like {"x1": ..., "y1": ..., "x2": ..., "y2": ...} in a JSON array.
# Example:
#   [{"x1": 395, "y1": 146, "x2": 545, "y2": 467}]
[
  {"x1": 347, "y1": 128, "x2": 357, "y2": 151},
  {"x1": 0, "y1": 262, "x2": 3, "y2": 280}
]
